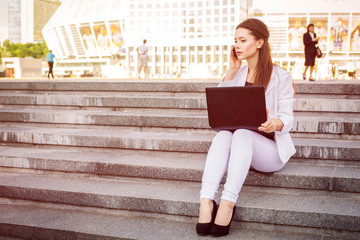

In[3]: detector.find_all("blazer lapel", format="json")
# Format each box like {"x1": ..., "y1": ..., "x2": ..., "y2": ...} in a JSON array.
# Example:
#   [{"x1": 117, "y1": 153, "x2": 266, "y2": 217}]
[{"x1": 265, "y1": 71, "x2": 275, "y2": 96}]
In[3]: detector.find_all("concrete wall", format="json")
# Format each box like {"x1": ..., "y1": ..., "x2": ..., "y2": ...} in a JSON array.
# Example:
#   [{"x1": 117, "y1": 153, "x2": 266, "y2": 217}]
[{"x1": 2, "y1": 57, "x2": 42, "y2": 78}]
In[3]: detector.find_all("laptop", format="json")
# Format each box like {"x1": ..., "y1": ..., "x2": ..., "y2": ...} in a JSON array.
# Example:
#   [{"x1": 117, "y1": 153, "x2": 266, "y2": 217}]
[{"x1": 205, "y1": 86, "x2": 274, "y2": 139}]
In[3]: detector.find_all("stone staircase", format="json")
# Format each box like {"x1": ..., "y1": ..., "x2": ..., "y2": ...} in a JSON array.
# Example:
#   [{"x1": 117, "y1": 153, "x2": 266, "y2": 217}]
[{"x1": 0, "y1": 79, "x2": 359, "y2": 240}]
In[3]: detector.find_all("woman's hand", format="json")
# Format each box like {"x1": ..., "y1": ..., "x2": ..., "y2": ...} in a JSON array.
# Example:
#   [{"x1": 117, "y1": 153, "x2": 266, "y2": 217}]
[
  {"x1": 230, "y1": 47, "x2": 242, "y2": 70},
  {"x1": 223, "y1": 47, "x2": 242, "y2": 82},
  {"x1": 258, "y1": 109, "x2": 284, "y2": 133}
]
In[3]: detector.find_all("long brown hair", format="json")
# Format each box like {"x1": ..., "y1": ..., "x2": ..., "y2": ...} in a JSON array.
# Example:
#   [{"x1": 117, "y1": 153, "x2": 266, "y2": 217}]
[{"x1": 236, "y1": 18, "x2": 273, "y2": 90}]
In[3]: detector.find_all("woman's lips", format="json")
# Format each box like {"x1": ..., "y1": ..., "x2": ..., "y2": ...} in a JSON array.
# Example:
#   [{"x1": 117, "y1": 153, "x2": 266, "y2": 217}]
[{"x1": 236, "y1": 51, "x2": 242, "y2": 55}]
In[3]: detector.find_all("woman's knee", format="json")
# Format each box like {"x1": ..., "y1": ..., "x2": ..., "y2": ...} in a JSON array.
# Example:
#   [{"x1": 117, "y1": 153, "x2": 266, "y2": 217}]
[
  {"x1": 212, "y1": 130, "x2": 233, "y2": 146},
  {"x1": 232, "y1": 129, "x2": 252, "y2": 142}
]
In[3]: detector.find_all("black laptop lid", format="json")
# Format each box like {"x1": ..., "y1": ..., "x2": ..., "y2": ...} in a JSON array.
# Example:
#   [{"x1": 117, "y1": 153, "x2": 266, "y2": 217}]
[{"x1": 205, "y1": 86, "x2": 268, "y2": 132}]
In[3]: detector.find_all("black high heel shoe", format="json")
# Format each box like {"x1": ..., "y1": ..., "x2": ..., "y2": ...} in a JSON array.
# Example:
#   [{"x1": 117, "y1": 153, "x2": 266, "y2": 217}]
[
  {"x1": 210, "y1": 206, "x2": 236, "y2": 237},
  {"x1": 196, "y1": 200, "x2": 218, "y2": 235}
]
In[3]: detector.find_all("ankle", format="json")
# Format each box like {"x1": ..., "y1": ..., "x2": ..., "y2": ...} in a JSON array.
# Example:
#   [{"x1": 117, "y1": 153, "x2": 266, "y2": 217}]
[
  {"x1": 198, "y1": 198, "x2": 214, "y2": 223},
  {"x1": 214, "y1": 200, "x2": 235, "y2": 226}
]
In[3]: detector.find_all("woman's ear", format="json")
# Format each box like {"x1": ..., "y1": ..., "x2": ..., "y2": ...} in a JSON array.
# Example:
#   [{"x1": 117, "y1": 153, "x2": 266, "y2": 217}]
[{"x1": 257, "y1": 39, "x2": 264, "y2": 49}]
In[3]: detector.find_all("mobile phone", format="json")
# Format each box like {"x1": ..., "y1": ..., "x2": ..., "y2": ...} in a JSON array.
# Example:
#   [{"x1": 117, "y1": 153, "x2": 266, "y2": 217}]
[{"x1": 232, "y1": 47, "x2": 237, "y2": 56}]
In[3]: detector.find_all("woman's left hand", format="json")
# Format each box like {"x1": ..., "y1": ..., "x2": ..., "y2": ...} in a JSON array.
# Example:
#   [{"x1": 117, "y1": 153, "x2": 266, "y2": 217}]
[{"x1": 258, "y1": 109, "x2": 283, "y2": 133}]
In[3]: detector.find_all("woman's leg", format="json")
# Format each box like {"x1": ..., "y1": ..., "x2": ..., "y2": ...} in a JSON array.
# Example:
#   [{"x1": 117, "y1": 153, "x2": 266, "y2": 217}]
[
  {"x1": 303, "y1": 66, "x2": 309, "y2": 78},
  {"x1": 199, "y1": 130, "x2": 232, "y2": 223},
  {"x1": 215, "y1": 129, "x2": 284, "y2": 225},
  {"x1": 309, "y1": 66, "x2": 314, "y2": 79}
]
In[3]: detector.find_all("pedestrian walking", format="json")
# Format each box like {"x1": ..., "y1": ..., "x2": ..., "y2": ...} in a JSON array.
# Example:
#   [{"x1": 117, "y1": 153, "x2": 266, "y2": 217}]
[{"x1": 46, "y1": 50, "x2": 57, "y2": 79}]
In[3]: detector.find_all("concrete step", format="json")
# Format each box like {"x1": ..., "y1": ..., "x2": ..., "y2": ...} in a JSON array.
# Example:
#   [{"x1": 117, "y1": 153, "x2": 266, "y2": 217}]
[
  {"x1": 0, "y1": 93, "x2": 208, "y2": 109},
  {"x1": 0, "y1": 107, "x2": 210, "y2": 129},
  {"x1": 294, "y1": 97, "x2": 360, "y2": 113},
  {"x1": 0, "y1": 80, "x2": 218, "y2": 93},
  {"x1": 1, "y1": 92, "x2": 360, "y2": 113},
  {"x1": 1, "y1": 145, "x2": 359, "y2": 192},
  {"x1": 0, "y1": 79, "x2": 359, "y2": 96},
  {"x1": 0, "y1": 123, "x2": 359, "y2": 160},
  {"x1": 0, "y1": 171, "x2": 359, "y2": 232},
  {"x1": 1, "y1": 198, "x2": 358, "y2": 240},
  {"x1": 0, "y1": 108, "x2": 359, "y2": 137},
  {"x1": 294, "y1": 80, "x2": 360, "y2": 96}
]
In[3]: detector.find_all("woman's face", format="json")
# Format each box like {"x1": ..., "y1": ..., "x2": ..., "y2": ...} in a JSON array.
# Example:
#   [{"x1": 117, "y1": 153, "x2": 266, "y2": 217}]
[
  {"x1": 234, "y1": 28, "x2": 263, "y2": 60},
  {"x1": 308, "y1": 26, "x2": 314, "y2": 33}
]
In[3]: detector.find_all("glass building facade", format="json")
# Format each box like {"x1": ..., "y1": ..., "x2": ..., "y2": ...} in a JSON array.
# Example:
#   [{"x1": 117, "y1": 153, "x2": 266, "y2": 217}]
[
  {"x1": 3, "y1": 0, "x2": 61, "y2": 44},
  {"x1": 8, "y1": 0, "x2": 22, "y2": 43}
]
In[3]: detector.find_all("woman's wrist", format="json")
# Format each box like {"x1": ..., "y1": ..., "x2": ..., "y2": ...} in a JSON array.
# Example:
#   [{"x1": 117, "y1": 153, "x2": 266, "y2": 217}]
[
  {"x1": 274, "y1": 118, "x2": 284, "y2": 131},
  {"x1": 223, "y1": 68, "x2": 239, "y2": 82}
]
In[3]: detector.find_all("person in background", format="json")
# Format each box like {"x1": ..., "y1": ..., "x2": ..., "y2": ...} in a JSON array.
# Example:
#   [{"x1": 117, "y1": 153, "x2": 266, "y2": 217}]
[
  {"x1": 136, "y1": 39, "x2": 149, "y2": 79},
  {"x1": 45, "y1": 50, "x2": 57, "y2": 79},
  {"x1": 196, "y1": 18, "x2": 295, "y2": 237},
  {"x1": 302, "y1": 23, "x2": 318, "y2": 81},
  {"x1": 331, "y1": 62, "x2": 337, "y2": 79},
  {"x1": 346, "y1": 60, "x2": 356, "y2": 79}
]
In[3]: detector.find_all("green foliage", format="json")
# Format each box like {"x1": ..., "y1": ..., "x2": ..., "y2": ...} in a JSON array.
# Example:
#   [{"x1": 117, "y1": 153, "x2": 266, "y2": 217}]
[{"x1": 0, "y1": 40, "x2": 49, "y2": 63}]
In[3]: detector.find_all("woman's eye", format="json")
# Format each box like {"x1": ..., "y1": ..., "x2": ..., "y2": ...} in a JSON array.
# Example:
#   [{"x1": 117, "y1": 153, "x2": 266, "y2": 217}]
[{"x1": 241, "y1": 40, "x2": 246, "y2": 43}]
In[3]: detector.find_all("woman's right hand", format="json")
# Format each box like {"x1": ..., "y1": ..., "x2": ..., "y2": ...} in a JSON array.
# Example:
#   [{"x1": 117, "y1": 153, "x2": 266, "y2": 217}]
[
  {"x1": 230, "y1": 47, "x2": 242, "y2": 70},
  {"x1": 222, "y1": 47, "x2": 242, "y2": 82}
]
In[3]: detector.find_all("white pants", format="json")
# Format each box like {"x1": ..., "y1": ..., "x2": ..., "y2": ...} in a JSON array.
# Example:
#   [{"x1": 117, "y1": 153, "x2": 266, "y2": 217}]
[{"x1": 200, "y1": 129, "x2": 285, "y2": 203}]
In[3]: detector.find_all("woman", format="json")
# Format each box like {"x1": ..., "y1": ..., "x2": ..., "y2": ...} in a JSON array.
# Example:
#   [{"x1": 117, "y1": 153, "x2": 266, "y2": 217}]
[
  {"x1": 196, "y1": 18, "x2": 296, "y2": 237},
  {"x1": 303, "y1": 23, "x2": 319, "y2": 81}
]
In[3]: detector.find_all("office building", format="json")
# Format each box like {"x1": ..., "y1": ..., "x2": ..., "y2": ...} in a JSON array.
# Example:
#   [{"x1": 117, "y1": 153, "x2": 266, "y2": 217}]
[
  {"x1": 41, "y1": 0, "x2": 248, "y2": 78},
  {"x1": 1, "y1": 0, "x2": 61, "y2": 44}
]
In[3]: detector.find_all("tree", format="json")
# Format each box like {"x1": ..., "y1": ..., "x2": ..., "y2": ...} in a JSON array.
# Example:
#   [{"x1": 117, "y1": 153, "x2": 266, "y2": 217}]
[{"x1": 0, "y1": 40, "x2": 49, "y2": 63}]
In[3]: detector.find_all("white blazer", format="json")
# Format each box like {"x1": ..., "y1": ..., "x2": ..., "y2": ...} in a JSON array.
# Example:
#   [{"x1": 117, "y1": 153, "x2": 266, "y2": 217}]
[{"x1": 218, "y1": 65, "x2": 296, "y2": 163}]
